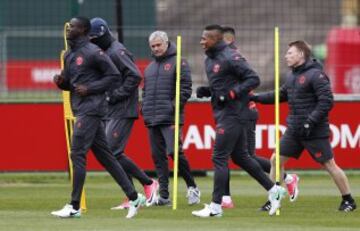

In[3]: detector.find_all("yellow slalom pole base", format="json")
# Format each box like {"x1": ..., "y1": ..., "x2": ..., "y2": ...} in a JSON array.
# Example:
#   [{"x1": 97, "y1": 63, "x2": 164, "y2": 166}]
[{"x1": 80, "y1": 190, "x2": 87, "y2": 212}]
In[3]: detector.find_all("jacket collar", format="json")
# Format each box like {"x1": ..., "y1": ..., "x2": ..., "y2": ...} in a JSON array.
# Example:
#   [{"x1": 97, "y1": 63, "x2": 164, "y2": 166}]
[
  {"x1": 90, "y1": 32, "x2": 114, "y2": 51},
  {"x1": 68, "y1": 36, "x2": 89, "y2": 51},
  {"x1": 292, "y1": 58, "x2": 323, "y2": 74},
  {"x1": 205, "y1": 41, "x2": 227, "y2": 58},
  {"x1": 228, "y1": 42, "x2": 238, "y2": 50}
]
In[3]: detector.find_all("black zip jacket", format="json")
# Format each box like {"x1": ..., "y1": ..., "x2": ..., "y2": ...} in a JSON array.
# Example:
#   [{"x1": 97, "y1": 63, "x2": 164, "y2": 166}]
[
  {"x1": 256, "y1": 59, "x2": 334, "y2": 138},
  {"x1": 56, "y1": 36, "x2": 120, "y2": 117},
  {"x1": 205, "y1": 41, "x2": 260, "y2": 123},
  {"x1": 105, "y1": 38, "x2": 142, "y2": 119},
  {"x1": 142, "y1": 42, "x2": 192, "y2": 127},
  {"x1": 228, "y1": 42, "x2": 259, "y2": 121}
]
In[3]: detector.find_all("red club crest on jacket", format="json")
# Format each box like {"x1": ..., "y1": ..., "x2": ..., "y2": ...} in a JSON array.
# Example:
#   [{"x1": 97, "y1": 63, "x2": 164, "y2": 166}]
[
  {"x1": 164, "y1": 63, "x2": 172, "y2": 71},
  {"x1": 213, "y1": 64, "x2": 220, "y2": 73},
  {"x1": 76, "y1": 56, "x2": 84, "y2": 66},
  {"x1": 112, "y1": 131, "x2": 119, "y2": 138},
  {"x1": 216, "y1": 128, "x2": 225, "y2": 134},
  {"x1": 299, "y1": 75, "x2": 306, "y2": 84},
  {"x1": 315, "y1": 152, "x2": 322, "y2": 158}
]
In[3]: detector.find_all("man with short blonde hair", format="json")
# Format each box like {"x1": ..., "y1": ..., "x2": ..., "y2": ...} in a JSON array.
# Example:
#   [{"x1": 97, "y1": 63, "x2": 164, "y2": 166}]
[{"x1": 252, "y1": 40, "x2": 356, "y2": 212}]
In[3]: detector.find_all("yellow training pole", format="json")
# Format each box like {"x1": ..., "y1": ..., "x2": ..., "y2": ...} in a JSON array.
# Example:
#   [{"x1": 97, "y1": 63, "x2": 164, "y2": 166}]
[
  {"x1": 61, "y1": 23, "x2": 73, "y2": 181},
  {"x1": 60, "y1": 22, "x2": 87, "y2": 212},
  {"x1": 274, "y1": 27, "x2": 281, "y2": 216},
  {"x1": 172, "y1": 36, "x2": 182, "y2": 210}
]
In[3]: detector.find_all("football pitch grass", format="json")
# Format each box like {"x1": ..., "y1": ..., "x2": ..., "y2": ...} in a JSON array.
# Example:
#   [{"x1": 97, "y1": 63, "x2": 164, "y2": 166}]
[{"x1": 0, "y1": 172, "x2": 359, "y2": 231}]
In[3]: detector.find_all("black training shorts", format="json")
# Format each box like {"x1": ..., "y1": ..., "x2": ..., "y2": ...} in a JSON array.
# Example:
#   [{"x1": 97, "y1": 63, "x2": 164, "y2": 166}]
[{"x1": 280, "y1": 130, "x2": 333, "y2": 163}]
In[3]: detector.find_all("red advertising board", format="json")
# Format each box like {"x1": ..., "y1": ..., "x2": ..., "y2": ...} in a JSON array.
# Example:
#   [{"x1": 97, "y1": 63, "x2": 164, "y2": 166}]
[
  {"x1": 5, "y1": 59, "x2": 150, "y2": 90},
  {"x1": 326, "y1": 27, "x2": 360, "y2": 94},
  {"x1": 6, "y1": 60, "x2": 60, "y2": 90},
  {"x1": 0, "y1": 102, "x2": 359, "y2": 171}
]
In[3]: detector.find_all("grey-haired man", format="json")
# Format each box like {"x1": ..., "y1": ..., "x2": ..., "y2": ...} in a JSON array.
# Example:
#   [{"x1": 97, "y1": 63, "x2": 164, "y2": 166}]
[{"x1": 142, "y1": 31, "x2": 200, "y2": 206}]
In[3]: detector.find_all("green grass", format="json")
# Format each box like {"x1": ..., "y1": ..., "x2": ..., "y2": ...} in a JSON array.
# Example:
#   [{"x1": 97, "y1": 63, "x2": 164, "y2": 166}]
[
  {"x1": 0, "y1": 172, "x2": 359, "y2": 231},
  {"x1": 0, "y1": 91, "x2": 61, "y2": 103}
]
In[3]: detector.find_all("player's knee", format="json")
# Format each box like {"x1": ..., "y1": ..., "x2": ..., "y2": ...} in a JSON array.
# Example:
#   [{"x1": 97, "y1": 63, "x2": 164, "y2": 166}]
[
  {"x1": 114, "y1": 152, "x2": 126, "y2": 161},
  {"x1": 231, "y1": 153, "x2": 248, "y2": 166},
  {"x1": 70, "y1": 152, "x2": 86, "y2": 167},
  {"x1": 212, "y1": 154, "x2": 227, "y2": 166},
  {"x1": 231, "y1": 156, "x2": 240, "y2": 166},
  {"x1": 151, "y1": 152, "x2": 167, "y2": 162},
  {"x1": 322, "y1": 158, "x2": 339, "y2": 172}
]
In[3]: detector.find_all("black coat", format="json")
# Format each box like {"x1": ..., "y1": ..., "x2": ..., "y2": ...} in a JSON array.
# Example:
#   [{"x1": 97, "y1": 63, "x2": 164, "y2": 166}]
[
  {"x1": 205, "y1": 41, "x2": 260, "y2": 123},
  {"x1": 256, "y1": 59, "x2": 334, "y2": 138},
  {"x1": 57, "y1": 36, "x2": 120, "y2": 117},
  {"x1": 142, "y1": 42, "x2": 192, "y2": 127},
  {"x1": 228, "y1": 43, "x2": 259, "y2": 121},
  {"x1": 106, "y1": 40, "x2": 142, "y2": 119}
]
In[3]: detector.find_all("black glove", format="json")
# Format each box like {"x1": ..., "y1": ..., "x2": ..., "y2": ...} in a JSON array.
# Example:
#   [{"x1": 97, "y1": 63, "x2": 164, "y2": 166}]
[
  {"x1": 298, "y1": 119, "x2": 315, "y2": 137},
  {"x1": 248, "y1": 94, "x2": 259, "y2": 102},
  {"x1": 53, "y1": 74, "x2": 64, "y2": 85},
  {"x1": 196, "y1": 86, "x2": 211, "y2": 98},
  {"x1": 213, "y1": 94, "x2": 229, "y2": 107},
  {"x1": 105, "y1": 92, "x2": 117, "y2": 105},
  {"x1": 216, "y1": 89, "x2": 238, "y2": 104}
]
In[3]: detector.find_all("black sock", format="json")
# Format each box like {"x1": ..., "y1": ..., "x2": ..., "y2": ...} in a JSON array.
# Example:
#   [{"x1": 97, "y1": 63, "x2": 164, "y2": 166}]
[
  {"x1": 283, "y1": 173, "x2": 287, "y2": 180},
  {"x1": 144, "y1": 179, "x2": 153, "y2": 186},
  {"x1": 128, "y1": 192, "x2": 138, "y2": 201},
  {"x1": 70, "y1": 201, "x2": 80, "y2": 210},
  {"x1": 342, "y1": 194, "x2": 354, "y2": 203}
]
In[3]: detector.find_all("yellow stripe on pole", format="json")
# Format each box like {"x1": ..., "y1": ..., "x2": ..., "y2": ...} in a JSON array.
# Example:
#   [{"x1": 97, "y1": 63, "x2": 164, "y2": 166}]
[
  {"x1": 60, "y1": 22, "x2": 87, "y2": 212},
  {"x1": 172, "y1": 36, "x2": 182, "y2": 210},
  {"x1": 274, "y1": 27, "x2": 281, "y2": 216}
]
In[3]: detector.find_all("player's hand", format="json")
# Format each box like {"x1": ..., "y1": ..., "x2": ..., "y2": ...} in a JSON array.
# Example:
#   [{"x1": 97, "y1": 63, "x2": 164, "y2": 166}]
[
  {"x1": 215, "y1": 89, "x2": 237, "y2": 104},
  {"x1": 248, "y1": 94, "x2": 259, "y2": 102},
  {"x1": 75, "y1": 84, "x2": 88, "y2": 96},
  {"x1": 196, "y1": 86, "x2": 211, "y2": 98},
  {"x1": 53, "y1": 74, "x2": 64, "y2": 85}
]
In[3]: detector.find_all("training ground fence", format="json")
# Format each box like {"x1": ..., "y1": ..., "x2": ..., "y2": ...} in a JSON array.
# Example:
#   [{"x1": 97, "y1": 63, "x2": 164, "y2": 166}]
[{"x1": 0, "y1": 0, "x2": 359, "y2": 102}]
